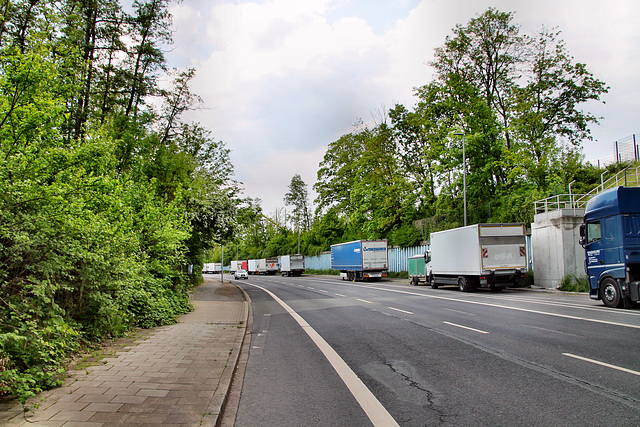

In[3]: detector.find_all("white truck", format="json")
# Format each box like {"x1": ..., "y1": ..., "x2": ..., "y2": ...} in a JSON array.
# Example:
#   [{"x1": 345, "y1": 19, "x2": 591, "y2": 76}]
[
  {"x1": 265, "y1": 257, "x2": 279, "y2": 275},
  {"x1": 248, "y1": 259, "x2": 267, "y2": 275},
  {"x1": 429, "y1": 223, "x2": 527, "y2": 292},
  {"x1": 202, "y1": 263, "x2": 217, "y2": 274},
  {"x1": 280, "y1": 254, "x2": 305, "y2": 277}
]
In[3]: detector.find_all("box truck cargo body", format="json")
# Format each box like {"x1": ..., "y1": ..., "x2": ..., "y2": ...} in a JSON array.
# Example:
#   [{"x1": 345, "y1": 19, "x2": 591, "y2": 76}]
[
  {"x1": 265, "y1": 257, "x2": 279, "y2": 275},
  {"x1": 430, "y1": 224, "x2": 527, "y2": 292},
  {"x1": 248, "y1": 259, "x2": 267, "y2": 275},
  {"x1": 280, "y1": 254, "x2": 305, "y2": 276},
  {"x1": 331, "y1": 240, "x2": 388, "y2": 281},
  {"x1": 408, "y1": 253, "x2": 430, "y2": 286},
  {"x1": 231, "y1": 260, "x2": 248, "y2": 274}
]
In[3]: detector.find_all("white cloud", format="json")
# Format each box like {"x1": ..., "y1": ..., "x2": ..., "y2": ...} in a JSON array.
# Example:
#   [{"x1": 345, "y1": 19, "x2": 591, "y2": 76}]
[{"x1": 168, "y1": 0, "x2": 640, "y2": 213}]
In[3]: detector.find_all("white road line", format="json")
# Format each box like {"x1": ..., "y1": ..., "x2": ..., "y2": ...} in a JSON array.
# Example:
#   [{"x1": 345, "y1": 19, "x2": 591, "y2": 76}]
[
  {"x1": 563, "y1": 353, "x2": 640, "y2": 377},
  {"x1": 357, "y1": 299, "x2": 374, "y2": 304},
  {"x1": 246, "y1": 283, "x2": 400, "y2": 427},
  {"x1": 443, "y1": 321, "x2": 490, "y2": 334},
  {"x1": 335, "y1": 293, "x2": 347, "y2": 297},
  {"x1": 319, "y1": 290, "x2": 328, "y2": 293},
  {"x1": 308, "y1": 287, "x2": 315, "y2": 290},
  {"x1": 388, "y1": 307, "x2": 413, "y2": 315},
  {"x1": 443, "y1": 308, "x2": 476, "y2": 316},
  {"x1": 343, "y1": 283, "x2": 640, "y2": 330}
]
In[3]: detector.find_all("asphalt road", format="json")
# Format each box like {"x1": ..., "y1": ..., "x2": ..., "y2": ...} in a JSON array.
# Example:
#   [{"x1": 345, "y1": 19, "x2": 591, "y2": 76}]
[{"x1": 227, "y1": 274, "x2": 640, "y2": 426}]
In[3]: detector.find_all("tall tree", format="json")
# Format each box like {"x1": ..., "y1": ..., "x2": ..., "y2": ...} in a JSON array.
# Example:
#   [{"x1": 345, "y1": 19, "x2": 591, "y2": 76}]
[{"x1": 284, "y1": 174, "x2": 311, "y2": 231}]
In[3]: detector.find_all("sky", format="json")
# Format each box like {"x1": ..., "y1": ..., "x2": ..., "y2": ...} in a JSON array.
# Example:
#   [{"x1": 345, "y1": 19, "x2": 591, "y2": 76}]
[{"x1": 164, "y1": 0, "x2": 640, "y2": 217}]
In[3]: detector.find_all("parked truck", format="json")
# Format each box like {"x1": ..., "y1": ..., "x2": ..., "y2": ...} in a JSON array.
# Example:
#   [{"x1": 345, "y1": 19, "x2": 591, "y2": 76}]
[
  {"x1": 408, "y1": 253, "x2": 431, "y2": 286},
  {"x1": 231, "y1": 260, "x2": 248, "y2": 274},
  {"x1": 280, "y1": 254, "x2": 305, "y2": 277},
  {"x1": 429, "y1": 223, "x2": 527, "y2": 292},
  {"x1": 579, "y1": 186, "x2": 640, "y2": 308},
  {"x1": 331, "y1": 240, "x2": 388, "y2": 281},
  {"x1": 265, "y1": 257, "x2": 279, "y2": 275},
  {"x1": 202, "y1": 263, "x2": 215, "y2": 274},
  {"x1": 248, "y1": 259, "x2": 267, "y2": 275}
]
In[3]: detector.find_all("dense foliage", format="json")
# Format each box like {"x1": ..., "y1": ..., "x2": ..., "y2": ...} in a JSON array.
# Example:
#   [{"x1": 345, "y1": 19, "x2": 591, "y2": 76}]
[{"x1": 0, "y1": 0, "x2": 236, "y2": 405}]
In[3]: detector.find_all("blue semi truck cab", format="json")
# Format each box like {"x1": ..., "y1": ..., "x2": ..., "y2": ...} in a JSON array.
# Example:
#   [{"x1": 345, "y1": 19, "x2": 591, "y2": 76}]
[{"x1": 580, "y1": 186, "x2": 640, "y2": 308}]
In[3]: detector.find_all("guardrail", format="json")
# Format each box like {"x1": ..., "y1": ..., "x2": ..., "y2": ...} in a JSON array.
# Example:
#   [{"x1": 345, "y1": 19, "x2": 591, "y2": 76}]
[
  {"x1": 535, "y1": 164, "x2": 640, "y2": 214},
  {"x1": 534, "y1": 193, "x2": 588, "y2": 214}
]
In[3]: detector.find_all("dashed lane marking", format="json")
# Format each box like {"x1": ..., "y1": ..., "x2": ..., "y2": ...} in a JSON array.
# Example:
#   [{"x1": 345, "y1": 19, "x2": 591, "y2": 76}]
[
  {"x1": 443, "y1": 321, "x2": 489, "y2": 334},
  {"x1": 563, "y1": 353, "x2": 640, "y2": 377}
]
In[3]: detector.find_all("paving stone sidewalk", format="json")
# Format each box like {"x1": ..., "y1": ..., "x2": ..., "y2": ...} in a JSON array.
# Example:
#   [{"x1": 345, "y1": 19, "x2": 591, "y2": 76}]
[{"x1": 1, "y1": 278, "x2": 249, "y2": 426}]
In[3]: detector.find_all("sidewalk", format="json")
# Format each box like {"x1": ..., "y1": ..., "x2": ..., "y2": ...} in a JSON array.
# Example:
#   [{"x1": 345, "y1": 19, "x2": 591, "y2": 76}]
[{"x1": 0, "y1": 278, "x2": 249, "y2": 426}]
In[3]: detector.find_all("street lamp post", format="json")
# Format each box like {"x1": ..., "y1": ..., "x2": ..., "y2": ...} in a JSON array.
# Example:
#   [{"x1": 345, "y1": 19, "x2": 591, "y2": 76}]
[{"x1": 454, "y1": 132, "x2": 467, "y2": 226}]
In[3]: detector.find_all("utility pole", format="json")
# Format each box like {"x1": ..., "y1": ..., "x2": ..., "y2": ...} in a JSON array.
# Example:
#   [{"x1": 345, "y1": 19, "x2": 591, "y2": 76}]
[{"x1": 454, "y1": 132, "x2": 467, "y2": 226}]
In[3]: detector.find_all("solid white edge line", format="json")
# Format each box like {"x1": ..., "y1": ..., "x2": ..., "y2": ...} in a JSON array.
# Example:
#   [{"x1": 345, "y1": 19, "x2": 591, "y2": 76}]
[
  {"x1": 563, "y1": 353, "x2": 640, "y2": 377},
  {"x1": 247, "y1": 283, "x2": 400, "y2": 427},
  {"x1": 443, "y1": 321, "x2": 490, "y2": 334},
  {"x1": 388, "y1": 307, "x2": 413, "y2": 315}
]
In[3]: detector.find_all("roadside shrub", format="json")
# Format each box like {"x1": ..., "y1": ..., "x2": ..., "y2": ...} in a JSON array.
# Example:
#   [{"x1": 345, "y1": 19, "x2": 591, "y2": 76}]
[
  {"x1": 558, "y1": 274, "x2": 589, "y2": 292},
  {"x1": 305, "y1": 269, "x2": 340, "y2": 275},
  {"x1": 387, "y1": 271, "x2": 408, "y2": 279}
]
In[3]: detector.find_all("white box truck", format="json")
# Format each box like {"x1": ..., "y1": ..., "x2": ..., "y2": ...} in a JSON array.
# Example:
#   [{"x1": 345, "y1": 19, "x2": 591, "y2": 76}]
[
  {"x1": 280, "y1": 254, "x2": 305, "y2": 276},
  {"x1": 429, "y1": 223, "x2": 527, "y2": 292},
  {"x1": 265, "y1": 257, "x2": 279, "y2": 275},
  {"x1": 230, "y1": 260, "x2": 240, "y2": 274},
  {"x1": 248, "y1": 259, "x2": 267, "y2": 275}
]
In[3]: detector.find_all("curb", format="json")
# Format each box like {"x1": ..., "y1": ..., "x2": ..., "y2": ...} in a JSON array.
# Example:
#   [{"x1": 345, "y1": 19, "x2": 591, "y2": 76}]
[{"x1": 202, "y1": 283, "x2": 252, "y2": 427}]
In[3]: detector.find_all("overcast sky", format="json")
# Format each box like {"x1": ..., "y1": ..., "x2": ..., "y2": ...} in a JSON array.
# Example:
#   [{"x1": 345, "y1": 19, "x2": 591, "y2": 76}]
[{"x1": 164, "y1": 0, "x2": 640, "y2": 216}]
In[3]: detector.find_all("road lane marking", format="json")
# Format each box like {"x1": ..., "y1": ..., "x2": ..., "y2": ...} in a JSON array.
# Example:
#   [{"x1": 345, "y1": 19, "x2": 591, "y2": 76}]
[
  {"x1": 319, "y1": 290, "x2": 328, "y2": 293},
  {"x1": 246, "y1": 283, "x2": 400, "y2": 427},
  {"x1": 563, "y1": 353, "x2": 640, "y2": 377},
  {"x1": 335, "y1": 293, "x2": 346, "y2": 297},
  {"x1": 443, "y1": 321, "x2": 490, "y2": 334},
  {"x1": 357, "y1": 299, "x2": 373, "y2": 304},
  {"x1": 443, "y1": 308, "x2": 476, "y2": 316},
  {"x1": 343, "y1": 283, "x2": 640, "y2": 330},
  {"x1": 388, "y1": 307, "x2": 413, "y2": 315}
]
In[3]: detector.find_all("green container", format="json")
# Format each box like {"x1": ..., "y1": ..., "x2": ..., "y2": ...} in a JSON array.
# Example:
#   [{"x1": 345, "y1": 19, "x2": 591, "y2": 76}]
[{"x1": 408, "y1": 254, "x2": 428, "y2": 285}]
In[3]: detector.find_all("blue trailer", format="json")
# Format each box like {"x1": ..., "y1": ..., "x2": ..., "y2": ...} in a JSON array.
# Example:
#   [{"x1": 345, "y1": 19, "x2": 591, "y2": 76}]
[
  {"x1": 580, "y1": 186, "x2": 640, "y2": 308},
  {"x1": 331, "y1": 240, "x2": 389, "y2": 281}
]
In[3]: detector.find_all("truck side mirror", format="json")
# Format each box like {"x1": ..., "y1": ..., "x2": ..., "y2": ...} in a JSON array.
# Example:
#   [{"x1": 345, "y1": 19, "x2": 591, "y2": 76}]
[{"x1": 579, "y1": 224, "x2": 586, "y2": 247}]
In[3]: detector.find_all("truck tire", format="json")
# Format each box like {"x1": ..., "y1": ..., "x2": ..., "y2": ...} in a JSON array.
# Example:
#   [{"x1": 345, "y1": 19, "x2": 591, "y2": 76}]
[
  {"x1": 601, "y1": 278, "x2": 623, "y2": 308},
  {"x1": 430, "y1": 275, "x2": 439, "y2": 289},
  {"x1": 458, "y1": 276, "x2": 471, "y2": 292},
  {"x1": 411, "y1": 276, "x2": 419, "y2": 286}
]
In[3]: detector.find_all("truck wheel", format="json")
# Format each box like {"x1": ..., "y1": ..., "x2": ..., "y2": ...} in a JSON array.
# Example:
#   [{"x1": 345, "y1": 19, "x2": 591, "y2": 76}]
[
  {"x1": 458, "y1": 277, "x2": 471, "y2": 292},
  {"x1": 601, "y1": 278, "x2": 623, "y2": 308},
  {"x1": 411, "y1": 277, "x2": 419, "y2": 286}
]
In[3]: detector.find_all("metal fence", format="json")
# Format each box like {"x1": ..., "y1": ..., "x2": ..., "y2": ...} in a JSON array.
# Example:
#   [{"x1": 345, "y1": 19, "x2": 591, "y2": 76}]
[
  {"x1": 304, "y1": 245, "x2": 429, "y2": 273},
  {"x1": 304, "y1": 240, "x2": 532, "y2": 273}
]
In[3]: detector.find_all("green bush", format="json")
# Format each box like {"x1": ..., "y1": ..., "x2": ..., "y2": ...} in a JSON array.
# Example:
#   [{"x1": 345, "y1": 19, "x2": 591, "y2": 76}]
[{"x1": 557, "y1": 274, "x2": 589, "y2": 292}]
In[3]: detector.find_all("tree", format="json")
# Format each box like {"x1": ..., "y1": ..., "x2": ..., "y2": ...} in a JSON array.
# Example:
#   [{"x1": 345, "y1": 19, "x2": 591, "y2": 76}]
[{"x1": 284, "y1": 174, "x2": 311, "y2": 231}]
